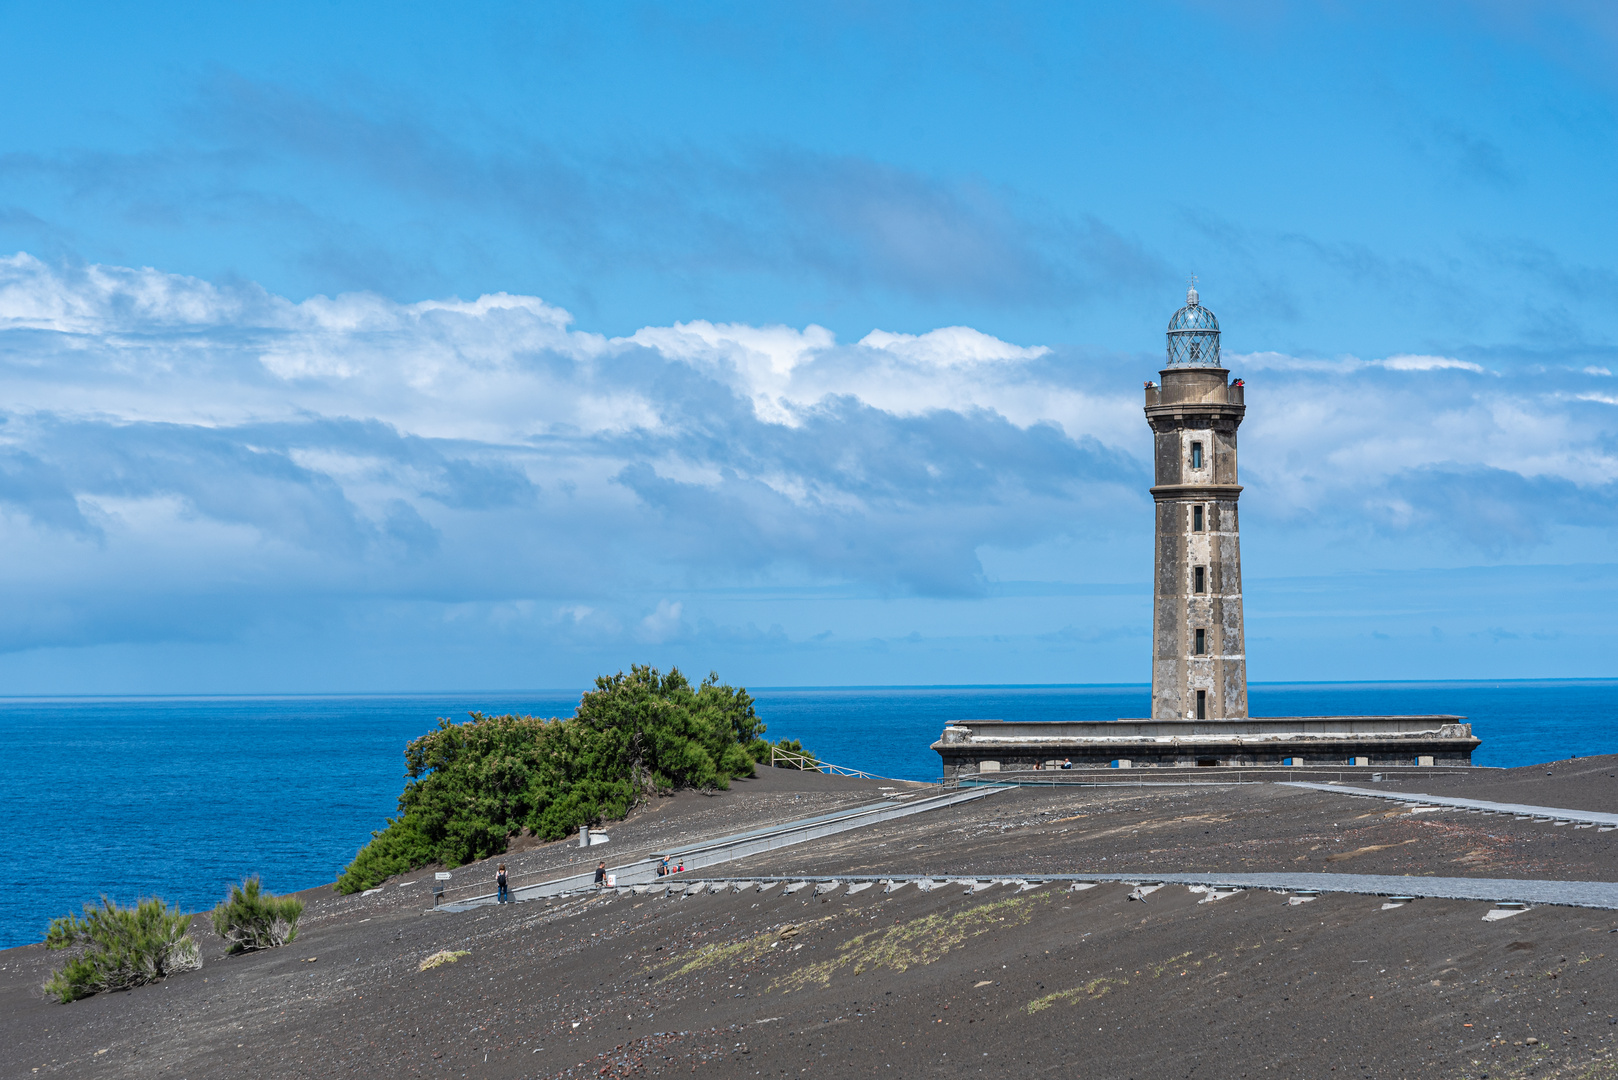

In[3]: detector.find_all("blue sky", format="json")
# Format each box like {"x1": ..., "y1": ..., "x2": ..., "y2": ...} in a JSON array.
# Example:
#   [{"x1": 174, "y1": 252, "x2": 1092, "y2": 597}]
[{"x1": 1, "y1": 1, "x2": 1616, "y2": 693}]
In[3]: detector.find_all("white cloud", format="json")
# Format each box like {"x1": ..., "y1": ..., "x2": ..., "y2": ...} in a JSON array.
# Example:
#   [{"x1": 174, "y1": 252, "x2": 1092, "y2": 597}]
[
  {"x1": 2, "y1": 251, "x2": 1618, "y2": 666},
  {"x1": 858, "y1": 326, "x2": 1050, "y2": 367},
  {"x1": 1379, "y1": 353, "x2": 1486, "y2": 373},
  {"x1": 636, "y1": 599, "x2": 687, "y2": 644},
  {"x1": 624, "y1": 320, "x2": 836, "y2": 425},
  {"x1": 1229, "y1": 349, "x2": 1487, "y2": 375}
]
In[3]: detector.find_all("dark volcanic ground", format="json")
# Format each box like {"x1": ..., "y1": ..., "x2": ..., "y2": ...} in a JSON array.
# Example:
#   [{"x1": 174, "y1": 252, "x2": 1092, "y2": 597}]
[{"x1": 5, "y1": 760, "x2": 1618, "y2": 1080}]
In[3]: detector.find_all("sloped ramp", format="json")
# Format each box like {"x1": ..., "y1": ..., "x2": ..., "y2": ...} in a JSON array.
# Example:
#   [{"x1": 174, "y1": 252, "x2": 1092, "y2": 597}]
[{"x1": 436, "y1": 785, "x2": 1002, "y2": 911}]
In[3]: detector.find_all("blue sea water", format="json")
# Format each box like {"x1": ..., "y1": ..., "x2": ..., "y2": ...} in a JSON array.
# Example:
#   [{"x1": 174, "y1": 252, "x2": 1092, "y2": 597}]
[{"x1": 1, "y1": 680, "x2": 1614, "y2": 950}]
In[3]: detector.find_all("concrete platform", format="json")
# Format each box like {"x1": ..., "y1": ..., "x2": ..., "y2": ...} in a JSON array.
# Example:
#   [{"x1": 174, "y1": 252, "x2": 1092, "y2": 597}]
[
  {"x1": 580, "y1": 872, "x2": 1618, "y2": 911},
  {"x1": 934, "y1": 715, "x2": 1479, "y2": 776},
  {"x1": 1285, "y1": 781, "x2": 1618, "y2": 828}
]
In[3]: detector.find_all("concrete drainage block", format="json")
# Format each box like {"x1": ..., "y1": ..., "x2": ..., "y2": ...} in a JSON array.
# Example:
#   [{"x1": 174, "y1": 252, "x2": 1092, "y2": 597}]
[
  {"x1": 707, "y1": 882, "x2": 728, "y2": 894},
  {"x1": 916, "y1": 879, "x2": 938, "y2": 893},
  {"x1": 1381, "y1": 895, "x2": 1417, "y2": 910},
  {"x1": 964, "y1": 881, "x2": 994, "y2": 894},
  {"x1": 882, "y1": 880, "x2": 907, "y2": 894},
  {"x1": 1016, "y1": 880, "x2": 1044, "y2": 892},
  {"x1": 1288, "y1": 891, "x2": 1319, "y2": 906},
  {"x1": 1483, "y1": 902, "x2": 1531, "y2": 921},
  {"x1": 1068, "y1": 883, "x2": 1097, "y2": 893},
  {"x1": 1127, "y1": 884, "x2": 1164, "y2": 902},
  {"x1": 845, "y1": 882, "x2": 874, "y2": 895},
  {"x1": 756, "y1": 882, "x2": 779, "y2": 892},
  {"x1": 814, "y1": 882, "x2": 841, "y2": 896},
  {"x1": 783, "y1": 882, "x2": 809, "y2": 894},
  {"x1": 1190, "y1": 886, "x2": 1242, "y2": 904}
]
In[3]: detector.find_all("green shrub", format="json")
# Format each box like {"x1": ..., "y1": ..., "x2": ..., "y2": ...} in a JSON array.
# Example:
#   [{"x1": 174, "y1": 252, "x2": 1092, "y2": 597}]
[
  {"x1": 337, "y1": 665, "x2": 781, "y2": 893},
  {"x1": 43, "y1": 897, "x2": 201, "y2": 1003},
  {"x1": 210, "y1": 877, "x2": 304, "y2": 952}
]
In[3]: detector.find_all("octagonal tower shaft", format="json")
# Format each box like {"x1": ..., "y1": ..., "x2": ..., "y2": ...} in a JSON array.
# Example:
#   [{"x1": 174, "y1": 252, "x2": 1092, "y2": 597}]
[{"x1": 1145, "y1": 367, "x2": 1248, "y2": 720}]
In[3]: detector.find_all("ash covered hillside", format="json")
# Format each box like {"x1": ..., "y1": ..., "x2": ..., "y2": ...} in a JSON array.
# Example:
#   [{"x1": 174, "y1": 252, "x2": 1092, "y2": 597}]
[{"x1": 5, "y1": 762, "x2": 1618, "y2": 1079}]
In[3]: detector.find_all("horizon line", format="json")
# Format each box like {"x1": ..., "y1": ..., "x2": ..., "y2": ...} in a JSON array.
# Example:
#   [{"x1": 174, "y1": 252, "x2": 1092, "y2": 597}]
[{"x1": 1, "y1": 675, "x2": 1616, "y2": 703}]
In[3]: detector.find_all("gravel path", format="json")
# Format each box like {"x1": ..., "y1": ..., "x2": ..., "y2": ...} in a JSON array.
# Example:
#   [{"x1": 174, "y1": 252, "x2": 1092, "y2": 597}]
[{"x1": 1285, "y1": 780, "x2": 1618, "y2": 827}]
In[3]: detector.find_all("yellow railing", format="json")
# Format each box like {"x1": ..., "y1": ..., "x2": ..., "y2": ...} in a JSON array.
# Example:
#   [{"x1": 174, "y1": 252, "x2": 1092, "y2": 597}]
[{"x1": 768, "y1": 746, "x2": 877, "y2": 779}]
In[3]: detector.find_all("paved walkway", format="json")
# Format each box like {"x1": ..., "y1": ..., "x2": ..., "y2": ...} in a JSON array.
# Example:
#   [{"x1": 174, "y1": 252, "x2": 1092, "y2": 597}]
[
  {"x1": 436, "y1": 786, "x2": 1005, "y2": 911},
  {"x1": 619, "y1": 872, "x2": 1618, "y2": 910},
  {"x1": 1283, "y1": 781, "x2": 1618, "y2": 828}
]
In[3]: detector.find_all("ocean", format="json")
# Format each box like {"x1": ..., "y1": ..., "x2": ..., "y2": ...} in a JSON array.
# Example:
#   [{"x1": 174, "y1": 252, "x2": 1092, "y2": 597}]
[{"x1": 2, "y1": 680, "x2": 1613, "y2": 950}]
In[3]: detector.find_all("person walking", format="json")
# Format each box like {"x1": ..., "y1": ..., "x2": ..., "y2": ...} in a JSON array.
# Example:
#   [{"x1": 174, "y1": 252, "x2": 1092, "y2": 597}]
[
  {"x1": 496, "y1": 863, "x2": 510, "y2": 904},
  {"x1": 594, "y1": 860, "x2": 607, "y2": 888}
]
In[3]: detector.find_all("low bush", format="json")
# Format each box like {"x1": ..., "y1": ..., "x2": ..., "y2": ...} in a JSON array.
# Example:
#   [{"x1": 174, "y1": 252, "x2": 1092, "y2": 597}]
[
  {"x1": 210, "y1": 877, "x2": 304, "y2": 952},
  {"x1": 337, "y1": 665, "x2": 798, "y2": 893},
  {"x1": 43, "y1": 897, "x2": 201, "y2": 1003}
]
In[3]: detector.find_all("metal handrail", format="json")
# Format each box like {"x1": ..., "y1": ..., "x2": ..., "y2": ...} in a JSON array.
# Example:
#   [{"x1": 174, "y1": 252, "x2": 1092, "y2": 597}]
[{"x1": 768, "y1": 745, "x2": 878, "y2": 778}]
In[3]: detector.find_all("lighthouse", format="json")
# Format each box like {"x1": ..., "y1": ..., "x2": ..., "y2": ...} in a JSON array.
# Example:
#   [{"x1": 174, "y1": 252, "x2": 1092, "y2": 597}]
[
  {"x1": 1144, "y1": 285, "x2": 1248, "y2": 721},
  {"x1": 931, "y1": 286, "x2": 1479, "y2": 774}
]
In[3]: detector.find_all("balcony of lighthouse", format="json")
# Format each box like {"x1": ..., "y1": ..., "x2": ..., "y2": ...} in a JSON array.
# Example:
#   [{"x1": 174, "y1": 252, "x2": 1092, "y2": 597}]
[{"x1": 1144, "y1": 371, "x2": 1244, "y2": 410}]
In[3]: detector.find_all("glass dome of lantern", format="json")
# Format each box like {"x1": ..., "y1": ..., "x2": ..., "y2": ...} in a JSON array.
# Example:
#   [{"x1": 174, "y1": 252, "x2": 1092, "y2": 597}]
[{"x1": 1165, "y1": 282, "x2": 1221, "y2": 367}]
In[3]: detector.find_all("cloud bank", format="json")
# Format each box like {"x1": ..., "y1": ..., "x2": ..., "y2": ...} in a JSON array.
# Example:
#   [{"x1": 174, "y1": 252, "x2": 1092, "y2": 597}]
[{"x1": 2, "y1": 252, "x2": 1616, "y2": 687}]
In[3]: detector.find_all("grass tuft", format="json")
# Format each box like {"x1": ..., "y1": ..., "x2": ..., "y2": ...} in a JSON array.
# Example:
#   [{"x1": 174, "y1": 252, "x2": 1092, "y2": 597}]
[{"x1": 420, "y1": 949, "x2": 471, "y2": 971}]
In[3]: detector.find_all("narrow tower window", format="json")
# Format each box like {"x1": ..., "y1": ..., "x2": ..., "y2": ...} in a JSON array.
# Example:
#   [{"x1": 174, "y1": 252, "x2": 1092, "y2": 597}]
[
  {"x1": 1190, "y1": 441, "x2": 1203, "y2": 469},
  {"x1": 1192, "y1": 505, "x2": 1204, "y2": 532},
  {"x1": 1194, "y1": 628, "x2": 1206, "y2": 655},
  {"x1": 1196, "y1": 690, "x2": 1207, "y2": 719},
  {"x1": 1194, "y1": 566, "x2": 1205, "y2": 593}
]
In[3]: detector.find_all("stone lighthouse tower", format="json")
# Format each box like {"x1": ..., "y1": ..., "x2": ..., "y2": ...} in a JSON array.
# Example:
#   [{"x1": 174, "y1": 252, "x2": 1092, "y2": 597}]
[
  {"x1": 932, "y1": 285, "x2": 1481, "y2": 774},
  {"x1": 1144, "y1": 285, "x2": 1248, "y2": 721}
]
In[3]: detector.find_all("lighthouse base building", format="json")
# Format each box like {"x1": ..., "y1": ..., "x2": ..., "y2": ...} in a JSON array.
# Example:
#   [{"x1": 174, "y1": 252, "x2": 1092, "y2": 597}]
[{"x1": 934, "y1": 288, "x2": 1479, "y2": 776}]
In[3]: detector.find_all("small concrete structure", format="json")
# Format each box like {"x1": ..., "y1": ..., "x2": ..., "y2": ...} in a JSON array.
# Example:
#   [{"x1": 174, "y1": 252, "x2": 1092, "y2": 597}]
[
  {"x1": 933, "y1": 716, "x2": 1479, "y2": 773},
  {"x1": 933, "y1": 287, "x2": 1480, "y2": 776}
]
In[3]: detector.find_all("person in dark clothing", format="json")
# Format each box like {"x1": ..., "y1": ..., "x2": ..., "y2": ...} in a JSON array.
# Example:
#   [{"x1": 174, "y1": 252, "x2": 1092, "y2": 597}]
[
  {"x1": 594, "y1": 861, "x2": 607, "y2": 888},
  {"x1": 496, "y1": 863, "x2": 510, "y2": 904}
]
